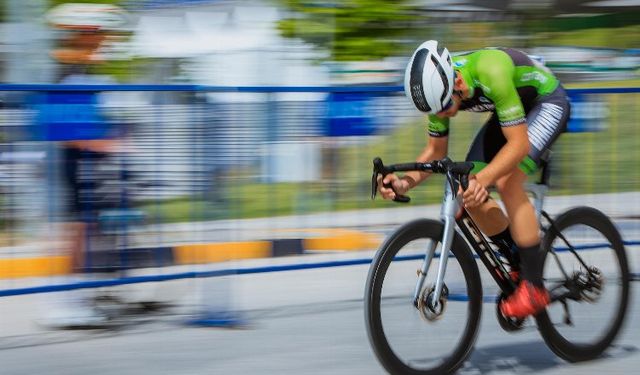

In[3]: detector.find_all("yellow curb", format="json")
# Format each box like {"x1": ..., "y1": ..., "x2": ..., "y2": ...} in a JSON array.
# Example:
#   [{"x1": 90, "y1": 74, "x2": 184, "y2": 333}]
[
  {"x1": 0, "y1": 230, "x2": 382, "y2": 279},
  {"x1": 174, "y1": 241, "x2": 272, "y2": 265},
  {"x1": 304, "y1": 230, "x2": 382, "y2": 251},
  {"x1": 0, "y1": 256, "x2": 72, "y2": 279},
  {"x1": 275, "y1": 228, "x2": 376, "y2": 236}
]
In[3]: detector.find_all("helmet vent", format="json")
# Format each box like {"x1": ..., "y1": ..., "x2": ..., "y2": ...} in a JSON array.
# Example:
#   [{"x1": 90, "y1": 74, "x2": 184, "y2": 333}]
[
  {"x1": 431, "y1": 54, "x2": 450, "y2": 104},
  {"x1": 410, "y1": 48, "x2": 431, "y2": 113}
]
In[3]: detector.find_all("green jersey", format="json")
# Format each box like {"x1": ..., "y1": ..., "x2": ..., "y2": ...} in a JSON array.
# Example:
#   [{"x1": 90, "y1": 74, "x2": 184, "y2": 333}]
[{"x1": 428, "y1": 48, "x2": 560, "y2": 137}]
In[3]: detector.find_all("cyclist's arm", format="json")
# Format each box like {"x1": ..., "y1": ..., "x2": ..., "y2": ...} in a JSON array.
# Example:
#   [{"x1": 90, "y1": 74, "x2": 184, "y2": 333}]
[
  {"x1": 474, "y1": 54, "x2": 529, "y2": 187},
  {"x1": 401, "y1": 136, "x2": 448, "y2": 188},
  {"x1": 402, "y1": 115, "x2": 449, "y2": 188}
]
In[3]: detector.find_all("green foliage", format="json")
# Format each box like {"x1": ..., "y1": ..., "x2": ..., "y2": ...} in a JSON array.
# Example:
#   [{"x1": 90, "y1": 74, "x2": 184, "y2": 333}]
[
  {"x1": 276, "y1": 1, "x2": 640, "y2": 61},
  {"x1": 543, "y1": 11, "x2": 640, "y2": 33},
  {"x1": 536, "y1": 25, "x2": 640, "y2": 50},
  {"x1": 276, "y1": 0, "x2": 422, "y2": 61},
  {"x1": 87, "y1": 58, "x2": 153, "y2": 82}
]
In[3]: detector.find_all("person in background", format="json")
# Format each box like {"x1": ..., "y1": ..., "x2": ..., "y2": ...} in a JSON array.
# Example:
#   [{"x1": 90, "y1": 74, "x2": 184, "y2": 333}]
[{"x1": 46, "y1": 65, "x2": 123, "y2": 327}]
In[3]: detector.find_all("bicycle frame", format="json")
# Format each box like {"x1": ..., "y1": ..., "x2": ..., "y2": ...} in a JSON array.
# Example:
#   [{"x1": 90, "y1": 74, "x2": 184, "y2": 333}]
[
  {"x1": 369, "y1": 157, "x2": 630, "y2": 369},
  {"x1": 413, "y1": 178, "x2": 517, "y2": 307},
  {"x1": 373, "y1": 157, "x2": 552, "y2": 307}
]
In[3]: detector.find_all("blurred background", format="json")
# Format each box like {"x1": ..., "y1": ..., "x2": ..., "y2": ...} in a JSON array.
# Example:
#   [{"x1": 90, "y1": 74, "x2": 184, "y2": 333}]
[{"x1": 0, "y1": 0, "x2": 638, "y2": 373}]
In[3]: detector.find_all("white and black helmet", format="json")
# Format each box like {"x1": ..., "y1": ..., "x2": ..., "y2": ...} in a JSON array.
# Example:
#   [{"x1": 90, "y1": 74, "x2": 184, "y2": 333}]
[{"x1": 404, "y1": 40, "x2": 454, "y2": 114}]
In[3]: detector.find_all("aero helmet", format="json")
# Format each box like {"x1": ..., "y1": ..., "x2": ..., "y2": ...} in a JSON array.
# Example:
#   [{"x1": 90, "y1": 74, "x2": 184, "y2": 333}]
[{"x1": 404, "y1": 40, "x2": 454, "y2": 114}]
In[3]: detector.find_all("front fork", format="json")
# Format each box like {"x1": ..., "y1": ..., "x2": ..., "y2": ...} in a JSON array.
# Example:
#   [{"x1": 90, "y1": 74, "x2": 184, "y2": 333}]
[{"x1": 412, "y1": 181, "x2": 461, "y2": 307}]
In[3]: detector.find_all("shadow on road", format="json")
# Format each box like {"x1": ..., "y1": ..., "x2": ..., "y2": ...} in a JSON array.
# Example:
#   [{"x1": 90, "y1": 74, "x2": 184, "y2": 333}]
[{"x1": 462, "y1": 340, "x2": 638, "y2": 374}]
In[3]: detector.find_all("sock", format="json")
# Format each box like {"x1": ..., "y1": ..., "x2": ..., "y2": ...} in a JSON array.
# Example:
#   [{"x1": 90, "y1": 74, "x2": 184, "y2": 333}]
[
  {"x1": 489, "y1": 228, "x2": 513, "y2": 249},
  {"x1": 489, "y1": 229, "x2": 520, "y2": 271},
  {"x1": 517, "y1": 243, "x2": 544, "y2": 287}
]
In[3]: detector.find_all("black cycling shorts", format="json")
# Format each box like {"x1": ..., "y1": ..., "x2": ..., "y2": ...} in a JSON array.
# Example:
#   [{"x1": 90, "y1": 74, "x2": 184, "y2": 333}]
[{"x1": 465, "y1": 85, "x2": 571, "y2": 175}]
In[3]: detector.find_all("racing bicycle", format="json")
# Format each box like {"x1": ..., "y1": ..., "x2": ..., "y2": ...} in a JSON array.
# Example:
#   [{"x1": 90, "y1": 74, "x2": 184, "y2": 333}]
[{"x1": 364, "y1": 157, "x2": 631, "y2": 375}]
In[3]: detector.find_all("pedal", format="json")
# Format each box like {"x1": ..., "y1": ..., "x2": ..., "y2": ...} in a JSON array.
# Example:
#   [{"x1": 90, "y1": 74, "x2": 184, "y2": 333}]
[{"x1": 496, "y1": 293, "x2": 525, "y2": 332}]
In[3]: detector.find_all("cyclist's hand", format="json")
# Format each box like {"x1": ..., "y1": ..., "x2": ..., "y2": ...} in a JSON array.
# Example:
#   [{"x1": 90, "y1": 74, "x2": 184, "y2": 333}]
[
  {"x1": 378, "y1": 174, "x2": 410, "y2": 200},
  {"x1": 462, "y1": 177, "x2": 488, "y2": 209}
]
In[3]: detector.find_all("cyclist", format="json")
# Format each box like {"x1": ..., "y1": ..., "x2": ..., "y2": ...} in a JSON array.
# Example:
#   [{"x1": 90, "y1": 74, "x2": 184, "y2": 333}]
[{"x1": 379, "y1": 40, "x2": 570, "y2": 319}]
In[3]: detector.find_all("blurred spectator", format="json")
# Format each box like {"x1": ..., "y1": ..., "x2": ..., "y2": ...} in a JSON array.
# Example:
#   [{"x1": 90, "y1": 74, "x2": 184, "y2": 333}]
[{"x1": 45, "y1": 65, "x2": 125, "y2": 328}]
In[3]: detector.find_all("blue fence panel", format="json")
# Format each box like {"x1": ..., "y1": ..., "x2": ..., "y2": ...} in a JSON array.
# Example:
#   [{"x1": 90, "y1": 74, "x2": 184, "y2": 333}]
[
  {"x1": 29, "y1": 91, "x2": 116, "y2": 141},
  {"x1": 0, "y1": 84, "x2": 637, "y2": 297}
]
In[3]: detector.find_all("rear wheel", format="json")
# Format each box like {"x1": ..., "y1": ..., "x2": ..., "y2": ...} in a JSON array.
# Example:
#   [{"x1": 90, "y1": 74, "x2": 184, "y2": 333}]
[
  {"x1": 365, "y1": 219, "x2": 482, "y2": 375},
  {"x1": 536, "y1": 207, "x2": 630, "y2": 362}
]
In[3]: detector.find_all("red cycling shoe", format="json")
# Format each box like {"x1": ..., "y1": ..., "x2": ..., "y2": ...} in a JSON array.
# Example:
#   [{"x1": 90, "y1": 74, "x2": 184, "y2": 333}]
[{"x1": 500, "y1": 281, "x2": 550, "y2": 319}]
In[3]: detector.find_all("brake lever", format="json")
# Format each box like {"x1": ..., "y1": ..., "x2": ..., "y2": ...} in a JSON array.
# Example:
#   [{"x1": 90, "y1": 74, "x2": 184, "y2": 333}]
[
  {"x1": 386, "y1": 181, "x2": 411, "y2": 203},
  {"x1": 371, "y1": 170, "x2": 379, "y2": 200},
  {"x1": 372, "y1": 157, "x2": 411, "y2": 203},
  {"x1": 460, "y1": 174, "x2": 470, "y2": 191},
  {"x1": 450, "y1": 161, "x2": 473, "y2": 193},
  {"x1": 371, "y1": 158, "x2": 383, "y2": 200}
]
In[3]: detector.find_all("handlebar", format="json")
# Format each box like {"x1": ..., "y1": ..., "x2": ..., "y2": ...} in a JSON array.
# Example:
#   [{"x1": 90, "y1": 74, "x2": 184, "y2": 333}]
[{"x1": 371, "y1": 157, "x2": 474, "y2": 203}]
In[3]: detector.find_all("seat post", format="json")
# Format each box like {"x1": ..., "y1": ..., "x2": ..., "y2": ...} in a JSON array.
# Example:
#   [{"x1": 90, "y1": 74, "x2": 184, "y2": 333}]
[
  {"x1": 528, "y1": 159, "x2": 551, "y2": 222},
  {"x1": 538, "y1": 159, "x2": 551, "y2": 186}
]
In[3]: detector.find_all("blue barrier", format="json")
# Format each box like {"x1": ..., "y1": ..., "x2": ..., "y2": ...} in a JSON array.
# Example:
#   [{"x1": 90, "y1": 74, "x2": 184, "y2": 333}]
[
  {"x1": 0, "y1": 84, "x2": 405, "y2": 93},
  {"x1": 4, "y1": 84, "x2": 636, "y2": 139},
  {"x1": 0, "y1": 84, "x2": 638, "y2": 297},
  {"x1": 1, "y1": 84, "x2": 639, "y2": 94},
  {"x1": 4, "y1": 84, "x2": 637, "y2": 138},
  {"x1": 1, "y1": 239, "x2": 638, "y2": 297}
]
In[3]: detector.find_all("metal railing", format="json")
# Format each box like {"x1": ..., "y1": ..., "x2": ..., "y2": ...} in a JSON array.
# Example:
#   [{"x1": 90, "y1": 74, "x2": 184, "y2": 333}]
[{"x1": 0, "y1": 84, "x2": 638, "y2": 296}]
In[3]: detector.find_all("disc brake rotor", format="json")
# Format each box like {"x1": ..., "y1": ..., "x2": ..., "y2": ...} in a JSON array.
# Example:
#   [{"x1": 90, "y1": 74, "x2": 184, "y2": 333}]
[{"x1": 417, "y1": 284, "x2": 449, "y2": 322}]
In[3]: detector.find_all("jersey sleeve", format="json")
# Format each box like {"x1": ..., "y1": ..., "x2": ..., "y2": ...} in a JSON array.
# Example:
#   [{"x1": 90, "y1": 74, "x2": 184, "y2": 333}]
[
  {"x1": 427, "y1": 114, "x2": 450, "y2": 137},
  {"x1": 477, "y1": 52, "x2": 526, "y2": 127}
]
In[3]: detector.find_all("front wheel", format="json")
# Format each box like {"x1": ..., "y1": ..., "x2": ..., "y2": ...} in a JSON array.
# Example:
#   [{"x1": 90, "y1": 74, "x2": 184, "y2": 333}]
[
  {"x1": 536, "y1": 207, "x2": 631, "y2": 362},
  {"x1": 365, "y1": 219, "x2": 482, "y2": 375}
]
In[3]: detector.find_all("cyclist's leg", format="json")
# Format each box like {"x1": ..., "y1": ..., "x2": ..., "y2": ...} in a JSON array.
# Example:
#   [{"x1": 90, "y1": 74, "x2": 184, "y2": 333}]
[
  {"x1": 498, "y1": 181, "x2": 550, "y2": 318},
  {"x1": 464, "y1": 114, "x2": 510, "y2": 237},
  {"x1": 466, "y1": 86, "x2": 571, "y2": 244},
  {"x1": 502, "y1": 86, "x2": 571, "y2": 281},
  {"x1": 496, "y1": 170, "x2": 539, "y2": 246},
  {"x1": 495, "y1": 169, "x2": 541, "y2": 285},
  {"x1": 464, "y1": 89, "x2": 571, "y2": 317},
  {"x1": 464, "y1": 122, "x2": 530, "y2": 274},
  {"x1": 500, "y1": 89, "x2": 571, "y2": 317},
  {"x1": 493, "y1": 167, "x2": 550, "y2": 318},
  {"x1": 519, "y1": 85, "x2": 571, "y2": 174}
]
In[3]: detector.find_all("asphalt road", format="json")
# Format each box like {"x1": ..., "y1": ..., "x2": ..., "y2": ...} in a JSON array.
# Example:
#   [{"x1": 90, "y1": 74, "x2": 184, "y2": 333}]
[
  {"x1": 1, "y1": 193, "x2": 639, "y2": 375},
  {"x1": 0, "y1": 255, "x2": 638, "y2": 375}
]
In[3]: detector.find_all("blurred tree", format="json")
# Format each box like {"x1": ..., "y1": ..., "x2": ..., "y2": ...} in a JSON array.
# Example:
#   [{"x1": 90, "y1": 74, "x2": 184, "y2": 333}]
[
  {"x1": 276, "y1": 0, "x2": 424, "y2": 61},
  {"x1": 531, "y1": 12, "x2": 640, "y2": 50}
]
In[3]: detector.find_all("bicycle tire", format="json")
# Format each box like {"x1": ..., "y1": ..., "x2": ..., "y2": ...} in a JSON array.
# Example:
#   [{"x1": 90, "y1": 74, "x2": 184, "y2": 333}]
[
  {"x1": 536, "y1": 206, "x2": 631, "y2": 362},
  {"x1": 364, "y1": 218, "x2": 483, "y2": 375}
]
